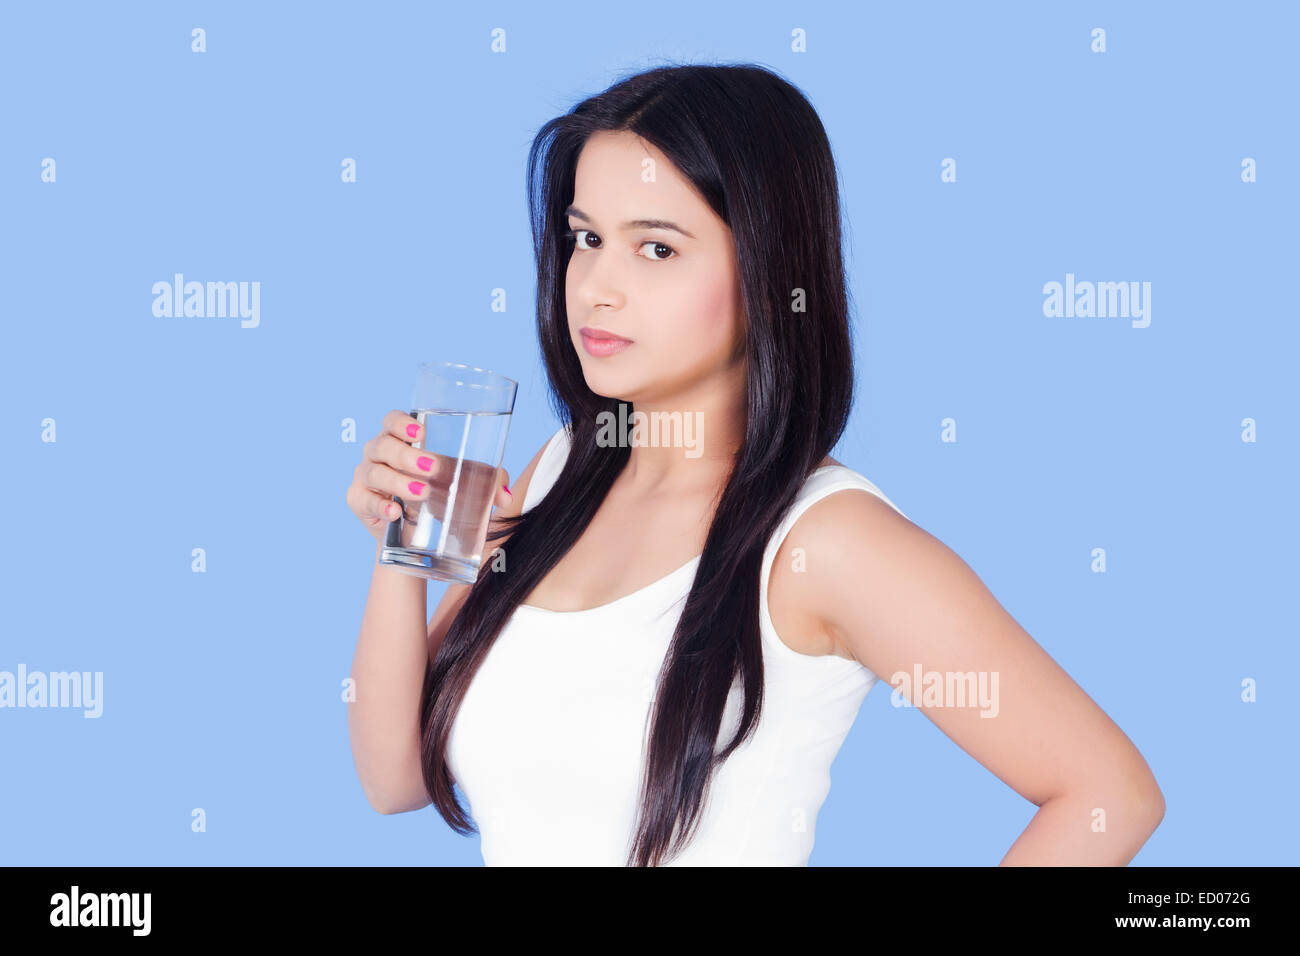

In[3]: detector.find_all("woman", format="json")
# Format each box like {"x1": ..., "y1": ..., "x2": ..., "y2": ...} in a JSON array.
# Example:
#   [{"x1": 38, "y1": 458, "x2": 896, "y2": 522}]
[{"x1": 346, "y1": 63, "x2": 1165, "y2": 866}]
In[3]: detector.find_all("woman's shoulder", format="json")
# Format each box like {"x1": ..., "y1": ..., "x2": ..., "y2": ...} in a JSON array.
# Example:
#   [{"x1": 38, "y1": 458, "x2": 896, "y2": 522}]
[
  {"x1": 516, "y1": 423, "x2": 573, "y2": 512},
  {"x1": 765, "y1": 459, "x2": 911, "y2": 659},
  {"x1": 801, "y1": 457, "x2": 906, "y2": 519}
]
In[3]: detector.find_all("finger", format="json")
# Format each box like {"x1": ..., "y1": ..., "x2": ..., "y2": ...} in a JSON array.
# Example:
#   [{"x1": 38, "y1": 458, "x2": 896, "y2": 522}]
[
  {"x1": 382, "y1": 409, "x2": 424, "y2": 445},
  {"x1": 367, "y1": 432, "x2": 442, "y2": 482},
  {"x1": 363, "y1": 461, "x2": 434, "y2": 507},
  {"x1": 350, "y1": 484, "x2": 402, "y2": 524}
]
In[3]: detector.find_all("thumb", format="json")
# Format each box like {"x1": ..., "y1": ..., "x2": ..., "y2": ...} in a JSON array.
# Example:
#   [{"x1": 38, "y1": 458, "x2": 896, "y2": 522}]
[{"x1": 494, "y1": 467, "x2": 513, "y2": 510}]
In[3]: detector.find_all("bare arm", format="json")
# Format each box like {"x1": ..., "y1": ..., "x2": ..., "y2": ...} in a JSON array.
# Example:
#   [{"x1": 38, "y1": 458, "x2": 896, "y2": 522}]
[
  {"x1": 785, "y1": 489, "x2": 1166, "y2": 864},
  {"x1": 347, "y1": 541, "x2": 443, "y2": 815},
  {"x1": 347, "y1": 433, "x2": 549, "y2": 815}
]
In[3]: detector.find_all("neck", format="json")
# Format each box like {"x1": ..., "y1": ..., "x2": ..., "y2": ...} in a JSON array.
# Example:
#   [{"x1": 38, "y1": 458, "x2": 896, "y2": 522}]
[{"x1": 614, "y1": 376, "x2": 745, "y2": 497}]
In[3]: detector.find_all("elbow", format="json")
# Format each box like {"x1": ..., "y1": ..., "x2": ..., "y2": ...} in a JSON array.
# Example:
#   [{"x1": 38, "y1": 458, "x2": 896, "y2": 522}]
[
  {"x1": 363, "y1": 781, "x2": 431, "y2": 816},
  {"x1": 1058, "y1": 764, "x2": 1165, "y2": 834},
  {"x1": 1124, "y1": 771, "x2": 1166, "y2": 833},
  {"x1": 368, "y1": 795, "x2": 414, "y2": 816},
  {"x1": 1142, "y1": 781, "x2": 1166, "y2": 830},
  {"x1": 362, "y1": 783, "x2": 396, "y2": 815}
]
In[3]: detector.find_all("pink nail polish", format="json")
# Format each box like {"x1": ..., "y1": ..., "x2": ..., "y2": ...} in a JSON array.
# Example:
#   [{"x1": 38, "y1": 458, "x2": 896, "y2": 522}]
[
  {"x1": 417, "y1": 456, "x2": 434, "y2": 471},
  {"x1": 406, "y1": 424, "x2": 419, "y2": 437},
  {"x1": 408, "y1": 480, "x2": 425, "y2": 495},
  {"x1": 503, "y1": 483, "x2": 512, "y2": 497}
]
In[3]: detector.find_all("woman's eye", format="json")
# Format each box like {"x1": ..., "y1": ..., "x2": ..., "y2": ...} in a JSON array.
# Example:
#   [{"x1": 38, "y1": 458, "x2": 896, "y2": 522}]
[
  {"x1": 563, "y1": 229, "x2": 674, "y2": 261},
  {"x1": 564, "y1": 228, "x2": 599, "y2": 250},
  {"x1": 639, "y1": 240, "x2": 677, "y2": 261}
]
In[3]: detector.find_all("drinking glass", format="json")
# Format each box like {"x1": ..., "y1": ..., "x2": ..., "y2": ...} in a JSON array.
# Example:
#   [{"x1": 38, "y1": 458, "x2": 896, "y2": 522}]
[{"x1": 378, "y1": 361, "x2": 517, "y2": 584}]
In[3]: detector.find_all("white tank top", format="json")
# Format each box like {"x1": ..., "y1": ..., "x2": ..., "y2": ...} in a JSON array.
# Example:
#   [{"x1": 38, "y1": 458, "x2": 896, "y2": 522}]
[{"x1": 447, "y1": 424, "x2": 909, "y2": 865}]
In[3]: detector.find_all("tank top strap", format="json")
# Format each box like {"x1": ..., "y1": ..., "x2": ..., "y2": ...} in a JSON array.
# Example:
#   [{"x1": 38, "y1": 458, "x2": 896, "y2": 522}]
[
  {"x1": 521, "y1": 423, "x2": 573, "y2": 513},
  {"x1": 758, "y1": 465, "x2": 908, "y2": 670},
  {"x1": 775, "y1": 464, "x2": 907, "y2": 534}
]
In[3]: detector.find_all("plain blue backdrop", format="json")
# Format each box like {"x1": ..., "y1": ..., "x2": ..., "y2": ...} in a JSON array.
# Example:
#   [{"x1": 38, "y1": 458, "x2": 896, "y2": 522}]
[{"x1": 1, "y1": 1, "x2": 1295, "y2": 865}]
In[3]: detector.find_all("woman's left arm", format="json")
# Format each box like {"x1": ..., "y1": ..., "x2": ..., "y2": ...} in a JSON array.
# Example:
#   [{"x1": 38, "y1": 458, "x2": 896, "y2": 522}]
[{"x1": 791, "y1": 490, "x2": 1166, "y2": 865}]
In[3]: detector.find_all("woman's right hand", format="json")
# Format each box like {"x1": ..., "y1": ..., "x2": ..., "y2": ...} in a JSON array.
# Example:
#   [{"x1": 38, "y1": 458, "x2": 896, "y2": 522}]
[{"x1": 347, "y1": 410, "x2": 513, "y2": 543}]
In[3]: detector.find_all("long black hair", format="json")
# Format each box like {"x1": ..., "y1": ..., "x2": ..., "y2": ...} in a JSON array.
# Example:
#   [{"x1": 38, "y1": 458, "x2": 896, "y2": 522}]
[{"x1": 420, "y1": 61, "x2": 855, "y2": 866}]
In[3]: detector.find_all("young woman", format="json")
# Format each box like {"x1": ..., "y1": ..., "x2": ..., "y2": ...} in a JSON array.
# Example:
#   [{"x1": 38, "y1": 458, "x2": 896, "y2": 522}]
[{"x1": 346, "y1": 63, "x2": 1165, "y2": 866}]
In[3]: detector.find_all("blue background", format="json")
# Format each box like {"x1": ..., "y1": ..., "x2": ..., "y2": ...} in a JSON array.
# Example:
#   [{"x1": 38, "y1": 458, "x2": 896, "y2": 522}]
[{"x1": 1, "y1": 0, "x2": 1295, "y2": 865}]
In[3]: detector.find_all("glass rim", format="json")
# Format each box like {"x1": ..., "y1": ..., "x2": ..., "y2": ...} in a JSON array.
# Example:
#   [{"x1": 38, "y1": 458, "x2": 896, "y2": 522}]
[{"x1": 417, "y1": 360, "x2": 517, "y2": 391}]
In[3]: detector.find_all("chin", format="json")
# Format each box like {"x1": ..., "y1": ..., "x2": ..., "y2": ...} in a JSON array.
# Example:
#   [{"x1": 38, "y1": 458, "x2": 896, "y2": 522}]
[{"x1": 582, "y1": 372, "x2": 636, "y2": 402}]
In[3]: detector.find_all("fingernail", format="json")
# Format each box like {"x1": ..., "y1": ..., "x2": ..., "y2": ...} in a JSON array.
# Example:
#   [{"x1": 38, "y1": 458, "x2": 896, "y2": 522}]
[
  {"x1": 406, "y1": 424, "x2": 419, "y2": 437},
  {"x1": 417, "y1": 456, "x2": 434, "y2": 472},
  {"x1": 503, "y1": 483, "x2": 512, "y2": 497},
  {"x1": 386, "y1": 503, "x2": 397, "y2": 518},
  {"x1": 408, "y1": 480, "x2": 425, "y2": 495}
]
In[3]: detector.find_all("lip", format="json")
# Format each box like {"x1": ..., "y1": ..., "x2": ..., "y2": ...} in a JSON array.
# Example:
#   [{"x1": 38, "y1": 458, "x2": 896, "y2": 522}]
[
  {"x1": 579, "y1": 326, "x2": 633, "y2": 343},
  {"x1": 579, "y1": 326, "x2": 633, "y2": 357}
]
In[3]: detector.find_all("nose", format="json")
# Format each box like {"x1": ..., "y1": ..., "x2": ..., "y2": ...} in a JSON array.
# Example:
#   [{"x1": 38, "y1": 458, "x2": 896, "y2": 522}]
[{"x1": 569, "y1": 247, "x2": 626, "y2": 313}]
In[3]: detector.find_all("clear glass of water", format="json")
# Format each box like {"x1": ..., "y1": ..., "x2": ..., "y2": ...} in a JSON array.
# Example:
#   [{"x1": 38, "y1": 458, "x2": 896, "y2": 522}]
[{"x1": 378, "y1": 361, "x2": 518, "y2": 584}]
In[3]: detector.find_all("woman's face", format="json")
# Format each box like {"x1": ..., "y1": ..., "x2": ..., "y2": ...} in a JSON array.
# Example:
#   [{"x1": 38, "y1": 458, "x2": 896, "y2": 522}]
[{"x1": 564, "y1": 130, "x2": 745, "y2": 405}]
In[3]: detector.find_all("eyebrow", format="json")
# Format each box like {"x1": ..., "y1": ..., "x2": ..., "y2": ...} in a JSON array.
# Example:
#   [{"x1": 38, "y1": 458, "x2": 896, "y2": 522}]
[{"x1": 564, "y1": 205, "x2": 696, "y2": 240}]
